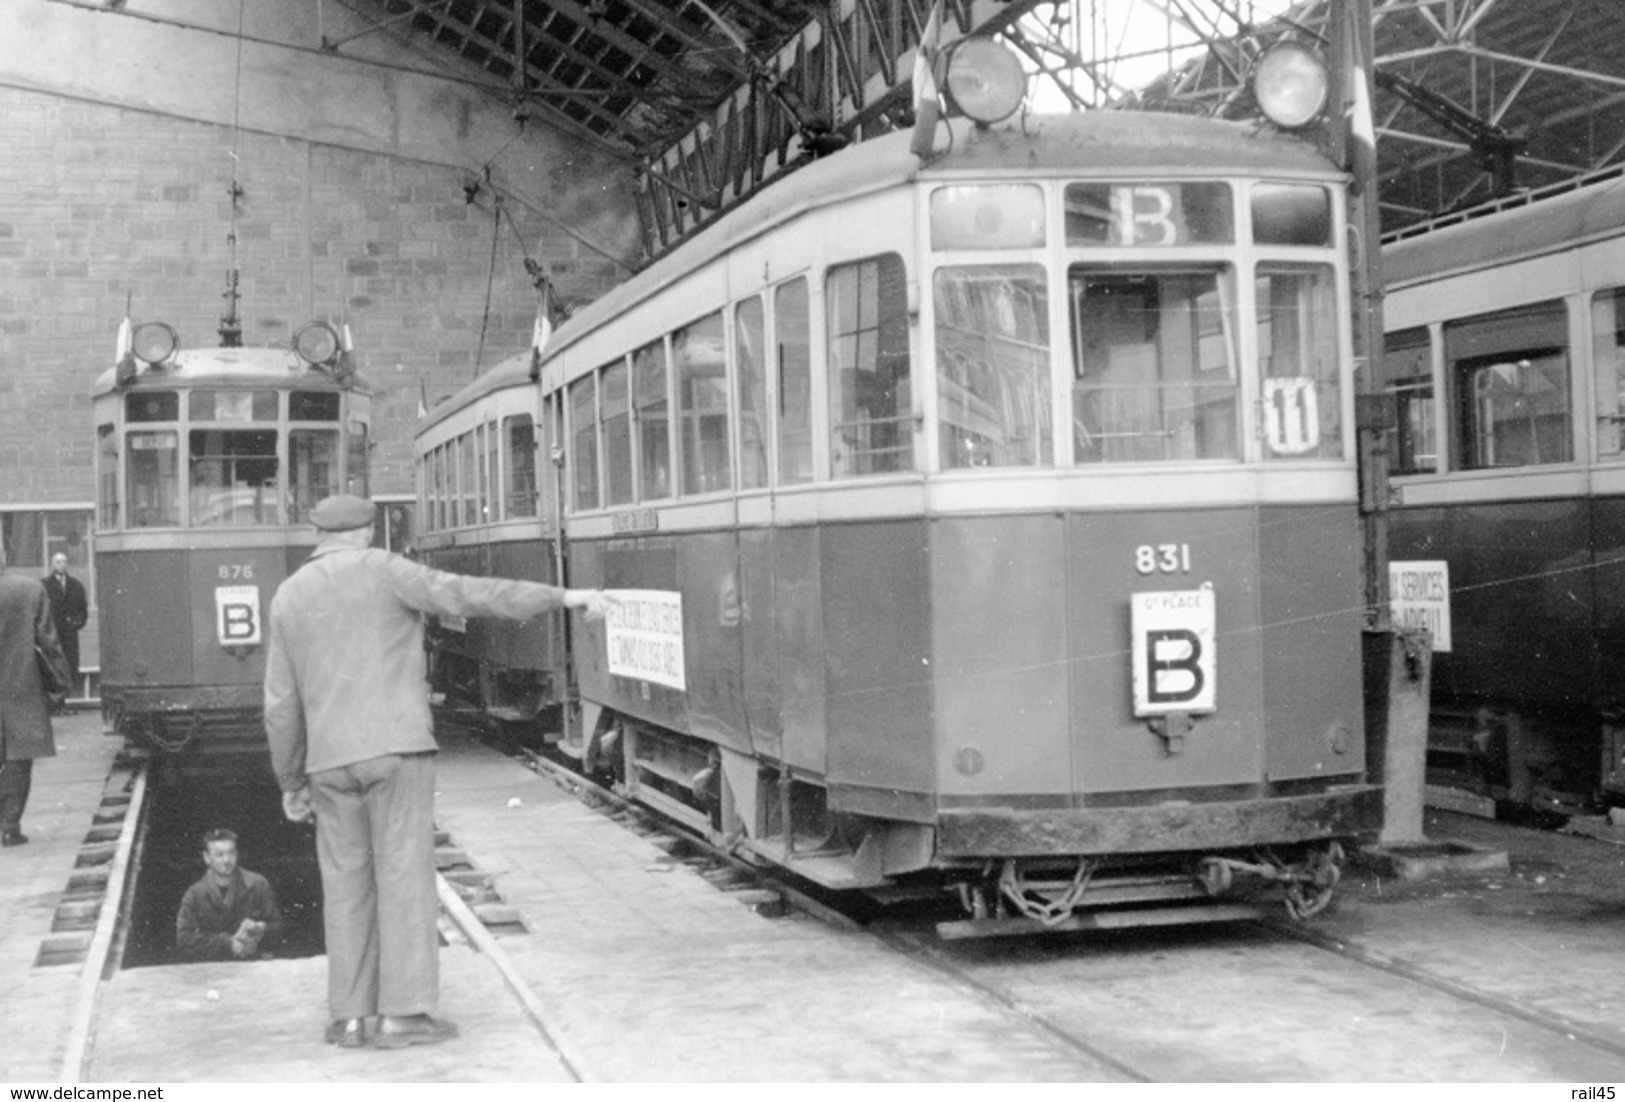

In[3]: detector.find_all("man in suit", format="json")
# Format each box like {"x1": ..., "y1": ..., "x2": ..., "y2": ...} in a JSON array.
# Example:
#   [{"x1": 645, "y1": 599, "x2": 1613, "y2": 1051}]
[
  {"x1": 42, "y1": 552, "x2": 89, "y2": 701},
  {"x1": 0, "y1": 541, "x2": 67, "y2": 847}
]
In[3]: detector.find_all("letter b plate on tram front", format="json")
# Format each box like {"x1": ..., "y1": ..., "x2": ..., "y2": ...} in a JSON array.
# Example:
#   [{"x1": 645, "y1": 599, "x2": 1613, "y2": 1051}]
[
  {"x1": 1130, "y1": 588, "x2": 1216, "y2": 716},
  {"x1": 215, "y1": 585, "x2": 262, "y2": 647}
]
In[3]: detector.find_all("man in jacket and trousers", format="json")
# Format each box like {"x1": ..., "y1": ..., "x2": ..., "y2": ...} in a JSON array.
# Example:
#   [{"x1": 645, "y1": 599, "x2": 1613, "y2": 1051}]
[
  {"x1": 0, "y1": 541, "x2": 68, "y2": 847},
  {"x1": 264, "y1": 495, "x2": 614, "y2": 1050}
]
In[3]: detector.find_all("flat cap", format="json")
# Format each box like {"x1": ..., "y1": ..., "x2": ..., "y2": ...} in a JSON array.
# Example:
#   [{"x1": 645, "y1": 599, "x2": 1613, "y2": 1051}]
[{"x1": 310, "y1": 494, "x2": 377, "y2": 532}]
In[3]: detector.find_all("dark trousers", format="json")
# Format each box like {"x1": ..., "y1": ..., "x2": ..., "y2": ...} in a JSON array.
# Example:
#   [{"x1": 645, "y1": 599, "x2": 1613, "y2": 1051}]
[
  {"x1": 0, "y1": 759, "x2": 33, "y2": 834},
  {"x1": 60, "y1": 630, "x2": 80, "y2": 688}
]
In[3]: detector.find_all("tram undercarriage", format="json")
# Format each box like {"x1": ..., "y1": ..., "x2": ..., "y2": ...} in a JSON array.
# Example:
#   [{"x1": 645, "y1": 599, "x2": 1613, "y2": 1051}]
[{"x1": 560, "y1": 711, "x2": 1367, "y2": 937}]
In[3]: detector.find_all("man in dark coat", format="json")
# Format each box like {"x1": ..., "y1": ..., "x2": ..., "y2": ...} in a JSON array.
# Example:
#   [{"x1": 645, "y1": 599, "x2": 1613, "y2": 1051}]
[
  {"x1": 0, "y1": 541, "x2": 67, "y2": 847},
  {"x1": 175, "y1": 828, "x2": 285, "y2": 962},
  {"x1": 42, "y1": 552, "x2": 89, "y2": 696}
]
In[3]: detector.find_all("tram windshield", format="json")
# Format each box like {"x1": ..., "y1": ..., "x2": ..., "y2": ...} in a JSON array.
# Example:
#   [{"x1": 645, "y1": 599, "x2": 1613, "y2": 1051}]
[
  {"x1": 102, "y1": 384, "x2": 366, "y2": 530},
  {"x1": 1070, "y1": 268, "x2": 1240, "y2": 464},
  {"x1": 190, "y1": 429, "x2": 278, "y2": 526}
]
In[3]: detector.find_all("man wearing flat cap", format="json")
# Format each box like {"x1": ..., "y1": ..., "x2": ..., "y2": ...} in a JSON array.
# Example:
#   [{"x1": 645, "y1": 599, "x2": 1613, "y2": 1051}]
[{"x1": 264, "y1": 493, "x2": 614, "y2": 1050}]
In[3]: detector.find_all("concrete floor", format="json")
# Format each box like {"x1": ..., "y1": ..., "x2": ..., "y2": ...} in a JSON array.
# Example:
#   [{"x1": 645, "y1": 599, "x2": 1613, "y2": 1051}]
[{"x1": 4, "y1": 710, "x2": 1625, "y2": 1082}]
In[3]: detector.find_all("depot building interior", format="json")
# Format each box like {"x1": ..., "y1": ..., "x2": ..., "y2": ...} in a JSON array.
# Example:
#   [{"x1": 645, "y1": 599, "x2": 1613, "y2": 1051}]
[{"x1": 3, "y1": 0, "x2": 1624, "y2": 772}]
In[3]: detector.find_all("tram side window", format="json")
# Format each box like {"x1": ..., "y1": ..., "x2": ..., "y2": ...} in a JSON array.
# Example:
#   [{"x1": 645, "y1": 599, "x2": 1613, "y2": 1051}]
[
  {"x1": 634, "y1": 339, "x2": 672, "y2": 499},
  {"x1": 505, "y1": 415, "x2": 538, "y2": 517},
  {"x1": 459, "y1": 431, "x2": 478, "y2": 525},
  {"x1": 828, "y1": 254, "x2": 912, "y2": 477},
  {"x1": 776, "y1": 279, "x2": 813, "y2": 486},
  {"x1": 1592, "y1": 287, "x2": 1625, "y2": 459},
  {"x1": 127, "y1": 431, "x2": 179, "y2": 527},
  {"x1": 1070, "y1": 267, "x2": 1239, "y2": 464},
  {"x1": 570, "y1": 375, "x2": 600, "y2": 510},
  {"x1": 601, "y1": 359, "x2": 633, "y2": 506},
  {"x1": 474, "y1": 425, "x2": 494, "y2": 523},
  {"x1": 190, "y1": 429, "x2": 278, "y2": 526},
  {"x1": 676, "y1": 312, "x2": 731, "y2": 495},
  {"x1": 735, "y1": 298, "x2": 768, "y2": 490},
  {"x1": 1383, "y1": 327, "x2": 1436, "y2": 474},
  {"x1": 1446, "y1": 300, "x2": 1571, "y2": 470},
  {"x1": 1257, "y1": 264, "x2": 1342, "y2": 460},
  {"x1": 289, "y1": 429, "x2": 340, "y2": 524},
  {"x1": 97, "y1": 424, "x2": 120, "y2": 530},
  {"x1": 430, "y1": 446, "x2": 447, "y2": 531},
  {"x1": 482, "y1": 421, "x2": 499, "y2": 522},
  {"x1": 934, "y1": 264, "x2": 1051, "y2": 470}
]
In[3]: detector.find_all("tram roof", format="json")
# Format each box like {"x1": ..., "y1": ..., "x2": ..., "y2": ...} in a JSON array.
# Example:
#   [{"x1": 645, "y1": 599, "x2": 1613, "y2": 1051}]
[
  {"x1": 92, "y1": 346, "x2": 371, "y2": 399},
  {"x1": 1383, "y1": 168, "x2": 1625, "y2": 289},
  {"x1": 415, "y1": 352, "x2": 536, "y2": 437},
  {"x1": 538, "y1": 110, "x2": 1342, "y2": 370}
]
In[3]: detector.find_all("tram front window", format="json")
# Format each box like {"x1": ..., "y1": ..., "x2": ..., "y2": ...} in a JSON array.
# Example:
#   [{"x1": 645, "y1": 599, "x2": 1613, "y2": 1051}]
[
  {"x1": 934, "y1": 264, "x2": 1050, "y2": 469},
  {"x1": 289, "y1": 429, "x2": 340, "y2": 524},
  {"x1": 128, "y1": 430, "x2": 180, "y2": 527},
  {"x1": 1257, "y1": 264, "x2": 1343, "y2": 461},
  {"x1": 189, "y1": 429, "x2": 278, "y2": 526},
  {"x1": 1070, "y1": 268, "x2": 1239, "y2": 464}
]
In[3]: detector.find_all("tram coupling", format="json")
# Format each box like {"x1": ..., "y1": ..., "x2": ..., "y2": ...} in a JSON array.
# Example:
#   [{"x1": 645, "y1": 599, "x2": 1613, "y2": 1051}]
[{"x1": 938, "y1": 841, "x2": 1347, "y2": 939}]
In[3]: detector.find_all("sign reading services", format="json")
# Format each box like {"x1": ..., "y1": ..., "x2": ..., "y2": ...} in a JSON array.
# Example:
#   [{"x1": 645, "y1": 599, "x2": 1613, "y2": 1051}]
[
  {"x1": 605, "y1": 588, "x2": 686, "y2": 691},
  {"x1": 1389, "y1": 560, "x2": 1451, "y2": 652}
]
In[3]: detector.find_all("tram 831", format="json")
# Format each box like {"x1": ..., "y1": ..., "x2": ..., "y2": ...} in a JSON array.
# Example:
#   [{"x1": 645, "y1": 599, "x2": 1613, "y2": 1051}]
[
  {"x1": 93, "y1": 319, "x2": 370, "y2": 752},
  {"x1": 418, "y1": 38, "x2": 1382, "y2": 932}
]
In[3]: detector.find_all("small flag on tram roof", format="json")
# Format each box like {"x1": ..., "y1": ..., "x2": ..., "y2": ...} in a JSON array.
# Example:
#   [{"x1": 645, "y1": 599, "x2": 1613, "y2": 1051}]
[
  {"x1": 530, "y1": 278, "x2": 556, "y2": 381},
  {"x1": 909, "y1": 0, "x2": 944, "y2": 158},
  {"x1": 1344, "y1": 3, "x2": 1377, "y2": 195}
]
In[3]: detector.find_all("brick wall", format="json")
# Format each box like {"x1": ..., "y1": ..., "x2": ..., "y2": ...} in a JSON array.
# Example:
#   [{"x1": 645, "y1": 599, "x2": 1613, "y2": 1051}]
[{"x1": 0, "y1": 86, "x2": 627, "y2": 501}]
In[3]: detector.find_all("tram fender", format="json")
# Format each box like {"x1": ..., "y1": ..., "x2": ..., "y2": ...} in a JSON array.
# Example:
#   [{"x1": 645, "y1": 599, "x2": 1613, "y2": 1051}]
[{"x1": 935, "y1": 787, "x2": 1382, "y2": 857}]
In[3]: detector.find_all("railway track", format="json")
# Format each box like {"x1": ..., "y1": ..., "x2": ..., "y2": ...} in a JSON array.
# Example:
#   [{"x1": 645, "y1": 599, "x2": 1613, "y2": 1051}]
[
  {"x1": 508, "y1": 735, "x2": 1625, "y2": 1081},
  {"x1": 62, "y1": 729, "x2": 1625, "y2": 1081}
]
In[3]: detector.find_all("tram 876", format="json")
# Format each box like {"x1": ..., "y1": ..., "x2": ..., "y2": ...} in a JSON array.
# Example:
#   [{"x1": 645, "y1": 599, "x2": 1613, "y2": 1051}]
[
  {"x1": 420, "y1": 38, "x2": 1383, "y2": 932},
  {"x1": 92, "y1": 320, "x2": 370, "y2": 753}
]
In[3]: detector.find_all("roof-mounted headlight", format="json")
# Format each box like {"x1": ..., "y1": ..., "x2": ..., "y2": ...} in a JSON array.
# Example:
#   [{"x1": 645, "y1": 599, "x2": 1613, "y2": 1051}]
[
  {"x1": 943, "y1": 37, "x2": 1027, "y2": 125},
  {"x1": 1251, "y1": 41, "x2": 1330, "y2": 129},
  {"x1": 131, "y1": 322, "x2": 179, "y2": 366},
  {"x1": 293, "y1": 321, "x2": 342, "y2": 368}
]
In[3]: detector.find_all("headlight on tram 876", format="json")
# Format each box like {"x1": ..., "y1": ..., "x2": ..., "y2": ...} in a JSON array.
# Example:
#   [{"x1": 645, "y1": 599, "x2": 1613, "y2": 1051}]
[{"x1": 131, "y1": 321, "x2": 179, "y2": 366}]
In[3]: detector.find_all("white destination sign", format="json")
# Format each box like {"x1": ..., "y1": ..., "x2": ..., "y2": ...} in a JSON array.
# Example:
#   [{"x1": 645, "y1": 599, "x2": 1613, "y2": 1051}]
[
  {"x1": 1130, "y1": 587, "x2": 1216, "y2": 716},
  {"x1": 605, "y1": 588, "x2": 686, "y2": 691},
  {"x1": 1389, "y1": 559, "x2": 1451, "y2": 652},
  {"x1": 214, "y1": 585, "x2": 262, "y2": 647}
]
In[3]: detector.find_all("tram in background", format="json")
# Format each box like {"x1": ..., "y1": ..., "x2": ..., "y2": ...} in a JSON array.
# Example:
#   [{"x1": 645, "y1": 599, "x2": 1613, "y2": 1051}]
[
  {"x1": 1380, "y1": 170, "x2": 1625, "y2": 815},
  {"x1": 416, "y1": 36, "x2": 1383, "y2": 932},
  {"x1": 413, "y1": 356, "x2": 564, "y2": 731},
  {"x1": 92, "y1": 318, "x2": 370, "y2": 753}
]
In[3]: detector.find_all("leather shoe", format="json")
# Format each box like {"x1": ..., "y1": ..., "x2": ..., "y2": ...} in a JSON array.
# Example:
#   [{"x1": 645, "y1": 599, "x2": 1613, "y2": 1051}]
[
  {"x1": 373, "y1": 1015, "x2": 458, "y2": 1049},
  {"x1": 1, "y1": 830, "x2": 27, "y2": 848},
  {"x1": 324, "y1": 1018, "x2": 366, "y2": 1048}
]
